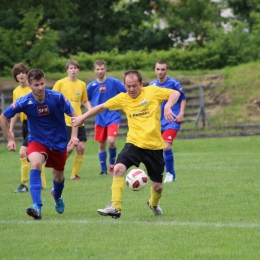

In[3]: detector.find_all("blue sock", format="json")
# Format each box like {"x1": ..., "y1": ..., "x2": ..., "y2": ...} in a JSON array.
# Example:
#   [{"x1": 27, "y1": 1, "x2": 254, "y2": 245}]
[
  {"x1": 30, "y1": 169, "x2": 42, "y2": 207},
  {"x1": 164, "y1": 149, "x2": 176, "y2": 179},
  {"x1": 53, "y1": 179, "x2": 64, "y2": 200},
  {"x1": 99, "y1": 151, "x2": 107, "y2": 171},
  {"x1": 109, "y1": 147, "x2": 116, "y2": 165}
]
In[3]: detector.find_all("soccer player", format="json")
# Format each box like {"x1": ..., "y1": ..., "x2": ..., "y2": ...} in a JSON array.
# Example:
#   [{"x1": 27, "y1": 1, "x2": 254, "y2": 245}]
[
  {"x1": 72, "y1": 70, "x2": 180, "y2": 219},
  {"x1": 53, "y1": 60, "x2": 89, "y2": 180},
  {"x1": 9, "y1": 63, "x2": 47, "y2": 192},
  {"x1": 0, "y1": 68, "x2": 79, "y2": 220},
  {"x1": 149, "y1": 60, "x2": 186, "y2": 183},
  {"x1": 87, "y1": 60, "x2": 126, "y2": 175}
]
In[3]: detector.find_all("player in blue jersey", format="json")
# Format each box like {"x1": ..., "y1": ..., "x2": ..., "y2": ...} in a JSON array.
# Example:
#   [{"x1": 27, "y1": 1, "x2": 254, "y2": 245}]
[
  {"x1": 149, "y1": 60, "x2": 186, "y2": 183},
  {"x1": 87, "y1": 60, "x2": 126, "y2": 175},
  {"x1": 0, "y1": 69, "x2": 79, "y2": 220}
]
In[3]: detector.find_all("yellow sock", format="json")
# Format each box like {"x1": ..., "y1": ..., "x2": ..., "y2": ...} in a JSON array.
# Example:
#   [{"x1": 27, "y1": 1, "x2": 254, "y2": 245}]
[
  {"x1": 149, "y1": 186, "x2": 162, "y2": 207},
  {"x1": 111, "y1": 177, "x2": 124, "y2": 211},
  {"x1": 20, "y1": 158, "x2": 30, "y2": 186},
  {"x1": 71, "y1": 154, "x2": 84, "y2": 178},
  {"x1": 41, "y1": 166, "x2": 47, "y2": 189}
]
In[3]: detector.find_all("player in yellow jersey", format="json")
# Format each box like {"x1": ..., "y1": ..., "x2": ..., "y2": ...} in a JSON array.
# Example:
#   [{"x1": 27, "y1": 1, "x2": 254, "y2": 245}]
[
  {"x1": 53, "y1": 60, "x2": 90, "y2": 180},
  {"x1": 72, "y1": 70, "x2": 181, "y2": 218},
  {"x1": 10, "y1": 63, "x2": 47, "y2": 193}
]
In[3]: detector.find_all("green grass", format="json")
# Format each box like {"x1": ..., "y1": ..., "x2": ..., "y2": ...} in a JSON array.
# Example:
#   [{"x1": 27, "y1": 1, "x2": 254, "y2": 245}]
[{"x1": 0, "y1": 137, "x2": 260, "y2": 259}]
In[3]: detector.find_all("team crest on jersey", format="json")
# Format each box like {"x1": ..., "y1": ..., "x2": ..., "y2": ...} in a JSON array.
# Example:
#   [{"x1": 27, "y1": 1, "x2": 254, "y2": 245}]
[
  {"x1": 76, "y1": 91, "x2": 80, "y2": 96},
  {"x1": 141, "y1": 99, "x2": 147, "y2": 105},
  {"x1": 37, "y1": 105, "x2": 49, "y2": 116},
  {"x1": 11, "y1": 103, "x2": 17, "y2": 109},
  {"x1": 99, "y1": 84, "x2": 106, "y2": 93}
]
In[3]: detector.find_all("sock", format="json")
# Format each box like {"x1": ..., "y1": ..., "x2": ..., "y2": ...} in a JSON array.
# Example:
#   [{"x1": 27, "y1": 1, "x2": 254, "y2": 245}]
[
  {"x1": 111, "y1": 177, "x2": 124, "y2": 211},
  {"x1": 53, "y1": 178, "x2": 64, "y2": 200},
  {"x1": 109, "y1": 147, "x2": 117, "y2": 165},
  {"x1": 149, "y1": 186, "x2": 162, "y2": 207},
  {"x1": 20, "y1": 158, "x2": 30, "y2": 186},
  {"x1": 41, "y1": 165, "x2": 47, "y2": 189},
  {"x1": 71, "y1": 154, "x2": 84, "y2": 178},
  {"x1": 99, "y1": 151, "x2": 107, "y2": 172},
  {"x1": 30, "y1": 169, "x2": 42, "y2": 207},
  {"x1": 164, "y1": 149, "x2": 175, "y2": 178}
]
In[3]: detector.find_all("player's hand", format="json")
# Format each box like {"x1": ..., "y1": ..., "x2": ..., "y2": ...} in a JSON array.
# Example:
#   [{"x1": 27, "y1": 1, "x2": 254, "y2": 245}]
[
  {"x1": 164, "y1": 106, "x2": 176, "y2": 123},
  {"x1": 71, "y1": 116, "x2": 84, "y2": 127},
  {"x1": 175, "y1": 113, "x2": 184, "y2": 123},
  {"x1": 68, "y1": 137, "x2": 79, "y2": 147},
  {"x1": 7, "y1": 140, "x2": 16, "y2": 152}
]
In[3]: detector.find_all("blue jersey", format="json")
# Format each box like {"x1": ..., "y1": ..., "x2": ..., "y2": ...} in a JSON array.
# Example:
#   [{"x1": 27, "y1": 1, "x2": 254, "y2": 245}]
[
  {"x1": 87, "y1": 77, "x2": 126, "y2": 126},
  {"x1": 149, "y1": 77, "x2": 186, "y2": 131},
  {"x1": 3, "y1": 89, "x2": 74, "y2": 153}
]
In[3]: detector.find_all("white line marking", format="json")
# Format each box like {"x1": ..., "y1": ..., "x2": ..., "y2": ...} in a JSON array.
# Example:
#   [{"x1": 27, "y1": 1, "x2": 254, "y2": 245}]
[{"x1": 0, "y1": 219, "x2": 259, "y2": 228}]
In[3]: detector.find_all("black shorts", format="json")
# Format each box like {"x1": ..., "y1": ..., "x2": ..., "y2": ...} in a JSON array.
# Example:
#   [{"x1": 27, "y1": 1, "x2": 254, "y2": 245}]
[
  {"x1": 22, "y1": 120, "x2": 29, "y2": 147},
  {"x1": 67, "y1": 125, "x2": 87, "y2": 142},
  {"x1": 116, "y1": 143, "x2": 164, "y2": 183}
]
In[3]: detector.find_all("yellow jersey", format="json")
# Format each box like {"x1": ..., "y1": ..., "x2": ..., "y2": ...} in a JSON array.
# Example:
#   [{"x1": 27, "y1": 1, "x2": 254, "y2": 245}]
[
  {"x1": 105, "y1": 86, "x2": 173, "y2": 150},
  {"x1": 53, "y1": 77, "x2": 87, "y2": 126},
  {"x1": 13, "y1": 85, "x2": 31, "y2": 122}
]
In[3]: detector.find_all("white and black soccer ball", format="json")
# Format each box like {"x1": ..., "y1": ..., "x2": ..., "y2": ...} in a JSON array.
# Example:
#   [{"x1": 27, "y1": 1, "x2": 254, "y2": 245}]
[{"x1": 125, "y1": 169, "x2": 148, "y2": 191}]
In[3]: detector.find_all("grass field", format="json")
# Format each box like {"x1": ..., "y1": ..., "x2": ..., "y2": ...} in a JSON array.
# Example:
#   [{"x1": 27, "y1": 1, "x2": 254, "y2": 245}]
[{"x1": 0, "y1": 137, "x2": 259, "y2": 260}]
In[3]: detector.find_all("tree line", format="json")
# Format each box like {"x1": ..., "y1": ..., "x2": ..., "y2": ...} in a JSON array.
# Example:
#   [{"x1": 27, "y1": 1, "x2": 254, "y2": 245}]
[{"x1": 0, "y1": 0, "x2": 260, "y2": 75}]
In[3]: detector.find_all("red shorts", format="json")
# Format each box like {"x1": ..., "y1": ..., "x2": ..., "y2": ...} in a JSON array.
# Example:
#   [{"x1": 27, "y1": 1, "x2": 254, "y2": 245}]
[
  {"x1": 162, "y1": 129, "x2": 178, "y2": 144},
  {"x1": 94, "y1": 124, "x2": 119, "y2": 142},
  {"x1": 27, "y1": 142, "x2": 67, "y2": 171}
]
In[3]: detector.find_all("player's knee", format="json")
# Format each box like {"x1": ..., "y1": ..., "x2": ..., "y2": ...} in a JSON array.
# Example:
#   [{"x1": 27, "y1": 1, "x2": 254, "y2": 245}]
[
  {"x1": 152, "y1": 182, "x2": 163, "y2": 193},
  {"x1": 114, "y1": 163, "x2": 126, "y2": 177}
]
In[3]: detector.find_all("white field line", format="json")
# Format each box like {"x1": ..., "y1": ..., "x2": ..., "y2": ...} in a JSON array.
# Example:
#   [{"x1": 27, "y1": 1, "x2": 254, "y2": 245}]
[{"x1": 0, "y1": 219, "x2": 259, "y2": 228}]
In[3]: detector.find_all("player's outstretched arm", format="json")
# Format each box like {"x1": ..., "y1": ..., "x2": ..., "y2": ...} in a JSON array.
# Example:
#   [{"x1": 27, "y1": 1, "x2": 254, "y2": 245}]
[
  {"x1": 0, "y1": 114, "x2": 16, "y2": 151},
  {"x1": 72, "y1": 103, "x2": 107, "y2": 127}
]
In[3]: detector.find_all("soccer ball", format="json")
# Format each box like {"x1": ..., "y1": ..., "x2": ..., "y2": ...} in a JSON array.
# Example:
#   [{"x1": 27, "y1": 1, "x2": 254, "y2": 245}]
[{"x1": 125, "y1": 169, "x2": 148, "y2": 191}]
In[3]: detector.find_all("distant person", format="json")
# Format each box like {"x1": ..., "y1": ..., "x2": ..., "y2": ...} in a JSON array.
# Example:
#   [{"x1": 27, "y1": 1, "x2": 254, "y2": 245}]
[
  {"x1": 53, "y1": 60, "x2": 89, "y2": 180},
  {"x1": 150, "y1": 60, "x2": 186, "y2": 183},
  {"x1": 72, "y1": 70, "x2": 180, "y2": 219},
  {"x1": 87, "y1": 60, "x2": 126, "y2": 175},
  {"x1": 9, "y1": 63, "x2": 47, "y2": 193},
  {"x1": 0, "y1": 69, "x2": 79, "y2": 220}
]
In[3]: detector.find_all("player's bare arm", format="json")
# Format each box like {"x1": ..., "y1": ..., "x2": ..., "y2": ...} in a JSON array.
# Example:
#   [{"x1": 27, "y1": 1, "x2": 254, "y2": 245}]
[
  {"x1": 175, "y1": 99, "x2": 186, "y2": 123},
  {"x1": 72, "y1": 103, "x2": 107, "y2": 127},
  {"x1": 164, "y1": 90, "x2": 180, "y2": 123},
  {"x1": 0, "y1": 114, "x2": 16, "y2": 151},
  {"x1": 9, "y1": 113, "x2": 19, "y2": 138},
  {"x1": 68, "y1": 110, "x2": 79, "y2": 147}
]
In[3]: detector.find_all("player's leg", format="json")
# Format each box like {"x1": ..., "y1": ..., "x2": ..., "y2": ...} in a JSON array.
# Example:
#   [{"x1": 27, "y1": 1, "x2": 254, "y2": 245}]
[
  {"x1": 47, "y1": 149, "x2": 67, "y2": 214},
  {"x1": 95, "y1": 124, "x2": 108, "y2": 175},
  {"x1": 70, "y1": 126, "x2": 87, "y2": 180},
  {"x1": 145, "y1": 149, "x2": 164, "y2": 215},
  {"x1": 26, "y1": 142, "x2": 47, "y2": 220},
  {"x1": 15, "y1": 125, "x2": 29, "y2": 193},
  {"x1": 97, "y1": 143, "x2": 138, "y2": 219},
  {"x1": 162, "y1": 129, "x2": 178, "y2": 183},
  {"x1": 107, "y1": 123, "x2": 119, "y2": 174}
]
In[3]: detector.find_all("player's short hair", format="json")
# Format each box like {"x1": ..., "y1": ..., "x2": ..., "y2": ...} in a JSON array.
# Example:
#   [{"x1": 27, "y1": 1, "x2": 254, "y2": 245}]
[
  {"x1": 155, "y1": 60, "x2": 169, "y2": 69},
  {"x1": 124, "y1": 70, "x2": 143, "y2": 84},
  {"x1": 12, "y1": 63, "x2": 29, "y2": 82},
  {"x1": 66, "y1": 60, "x2": 80, "y2": 70},
  {"x1": 27, "y1": 69, "x2": 45, "y2": 84},
  {"x1": 94, "y1": 60, "x2": 107, "y2": 68}
]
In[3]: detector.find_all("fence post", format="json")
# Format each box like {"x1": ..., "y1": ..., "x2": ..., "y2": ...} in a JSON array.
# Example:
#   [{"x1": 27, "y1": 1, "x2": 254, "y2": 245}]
[{"x1": 194, "y1": 84, "x2": 210, "y2": 128}]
